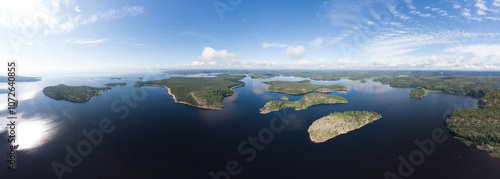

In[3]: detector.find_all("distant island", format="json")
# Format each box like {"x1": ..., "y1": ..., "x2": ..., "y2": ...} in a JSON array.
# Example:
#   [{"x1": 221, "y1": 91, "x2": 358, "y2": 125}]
[
  {"x1": 43, "y1": 84, "x2": 111, "y2": 103},
  {"x1": 280, "y1": 96, "x2": 289, "y2": 101},
  {"x1": 104, "y1": 83, "x2": 127, "y2": 86},
  {"x1": 447, "y1": 89, "x2": 500, "y2": 159},
  {"x1": 360, "y1": 80, "x2": 367, "y2": 83},
  {"x1": 260, "y1": 93, "x2": 347, "y2": 114},
  {"x1": 0, "y1": 76, "x2": 41, "y2": 82},
  {"x1": 308, "y1": 111, "x2": 382, "y2": 143},
  {"x1": 409, "y1": 88, "x2": 442, "y2": 98},
  {"x1": 265, "y1": 80, "x2": 347, "y2": 95},
  {"x1": 134, "y1": 74, "x2": 245, "y2": 110},
  {"x1": 110, "y1": 77, "x2": 122, "y2": 80}
]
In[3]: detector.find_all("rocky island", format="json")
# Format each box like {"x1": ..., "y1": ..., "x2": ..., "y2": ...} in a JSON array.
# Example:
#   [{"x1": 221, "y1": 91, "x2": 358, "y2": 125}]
[
  {"x1": 43, "y1": 84, "x2": 111, "y2": 103},
  {"x1": 265, "y1": 80, "x2": 347, "y2": 95},
  {"x1": 134, "y1": 74, "x2": 245, "y2": 110},
  {"x1": 260, "y1": 93, "x2": 348, "y2": 114},
  {"x1": 308, "y1": 111, "x2": 382, "y2": 143},
  {"x1": 446, "y1": 89, "x2": 500, "y2": 159}
]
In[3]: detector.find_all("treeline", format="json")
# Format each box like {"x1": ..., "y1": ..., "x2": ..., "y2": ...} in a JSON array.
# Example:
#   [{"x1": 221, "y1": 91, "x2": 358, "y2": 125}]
[
  {"x1": 163, "y1": 70, "x2": 500, "y2": 98},
  {"x1": 43, "y1": 84, "x2": 111, "y2": 103},
  {"x1": 447, "y1": 89, "x2": 500, "y2": 158}
]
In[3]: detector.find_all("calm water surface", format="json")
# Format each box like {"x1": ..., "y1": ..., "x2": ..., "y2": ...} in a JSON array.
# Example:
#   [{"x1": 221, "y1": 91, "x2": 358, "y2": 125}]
[{"x1": 1, "y1": 74, "x2": 499, "y2": 179}]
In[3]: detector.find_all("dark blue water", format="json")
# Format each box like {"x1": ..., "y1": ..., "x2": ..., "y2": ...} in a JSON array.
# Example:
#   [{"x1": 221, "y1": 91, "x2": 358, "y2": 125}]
[{"x1": 1, "y1": 74, "x2": 499, "y2": 179}]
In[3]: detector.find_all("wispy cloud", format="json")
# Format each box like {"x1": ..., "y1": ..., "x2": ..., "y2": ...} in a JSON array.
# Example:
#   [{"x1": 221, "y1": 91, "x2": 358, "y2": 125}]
[
  {"x1": 65, "y1": 38, "x2": 108, "y2": 46},
  {"x1": 261, "y1": 42, "x2": 287, "y2": 48},
  {"x1": 59, "y1": 6, "x2": 145, "y2": 33},
  {"x1": 359, "y1": 30, "x2": 500, "y2": 60}
]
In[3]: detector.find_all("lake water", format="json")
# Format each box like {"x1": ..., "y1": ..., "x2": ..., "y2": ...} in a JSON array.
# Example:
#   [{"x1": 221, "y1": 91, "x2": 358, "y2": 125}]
[{"x1": 1, "y1": 73, "x2": 499, "y2": 179}]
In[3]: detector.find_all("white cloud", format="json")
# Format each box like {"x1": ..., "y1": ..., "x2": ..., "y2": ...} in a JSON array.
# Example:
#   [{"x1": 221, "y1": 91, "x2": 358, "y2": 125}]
[
  {"x1": 495, "y1": 0, "x2": 500, "y2": 7},
  {"x1": 310, "y1": 37, "x2": 325, "y2": 48},
  {"x1": 320, "y1": 0, "x2": 381, "y2": 28},
  {"x1": 453, "y1": 3, "x2": 461, "y2": 9},
  {"x1": 261, "y1": 42, "x2": 287, "y2": 48},
  {"x1": 404, "y1": 0, "x2": 416, "y2": 9},
  {"x1": 419, "y1": 14, "x2": 432, "y2": 17},
  {"x1": 285, "y1": 45, "x2": 306, "y2": 59},
  {"x1": 197, "y1": 47, "x2": 238, "y2": 61},
  {"x1": 65, "y1": 38, "x2": 108, "y2": 46},
  {"x1": 0, "y1": 0, "x2": 145, "y2": 36},
  {"x1": 388, "y1": 3, "x2": 411, "y2": 20},
  {"x1": 389, "y1": 22, "x2": 403, "y2": 27},
  {"x1": 446, "y1": 44, "x2": 500, "y2": 56},
  {"x1": 360, "y1": 30, "x2": 500, "y2": 61},
  {"x1": 475, "y1": 0, "x2": 498, "y2": 13},
  {"x1": 59, "y1": 6, "x2": 145, "y2": 33},
  {"x1": 462, "y1": 8, "x2": 472, "y2": 17},
  {"x1": 187, "y1": 47, "x2": 243, "y2": 68}
]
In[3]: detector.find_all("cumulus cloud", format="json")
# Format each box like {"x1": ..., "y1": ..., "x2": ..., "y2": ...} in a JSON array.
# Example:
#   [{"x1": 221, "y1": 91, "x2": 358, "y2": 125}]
[
  {"x1": 75, "y1": 5, "x2": 81, "y2": 12},
  {"x1": 285, "y1": 45, "x2": 306, "y2": 59},
  {"x1": 197, "y1": 47, "x2": 237, "y2": 61},
  {"x1": 187, "y1": 47, "x2": 242, "y2": 67}
]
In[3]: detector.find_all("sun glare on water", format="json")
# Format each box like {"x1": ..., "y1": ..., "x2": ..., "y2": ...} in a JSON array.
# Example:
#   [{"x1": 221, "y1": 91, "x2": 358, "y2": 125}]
[{"x1": 16, "y1": 118, "x2": 57, "y2": 151}]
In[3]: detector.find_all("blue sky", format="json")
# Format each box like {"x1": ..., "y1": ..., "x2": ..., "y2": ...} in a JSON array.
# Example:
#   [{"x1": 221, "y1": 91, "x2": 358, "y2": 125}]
[{"x1": 1, "y1": 0, "x2": 500, "y2": 75}]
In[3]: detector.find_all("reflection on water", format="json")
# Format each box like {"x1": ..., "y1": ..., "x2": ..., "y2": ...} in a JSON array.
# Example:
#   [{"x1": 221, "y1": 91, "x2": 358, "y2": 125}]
[
  {"x1": 251, "y1": 81, "x2": 268, "y2": 95},
  {"x1": 0, "y1": 115, "x2": 59, "y2": 151}
]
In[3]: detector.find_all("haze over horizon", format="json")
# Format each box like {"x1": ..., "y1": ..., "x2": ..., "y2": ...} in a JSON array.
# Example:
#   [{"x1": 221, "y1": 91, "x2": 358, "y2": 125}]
[{"x1": 2, "y1": 0, "x2": 500, "y2": 76}]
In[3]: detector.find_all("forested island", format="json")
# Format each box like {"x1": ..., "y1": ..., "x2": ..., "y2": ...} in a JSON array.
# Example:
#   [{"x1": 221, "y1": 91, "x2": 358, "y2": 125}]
[
  {"x1": 134, "y1": 74, "x2": 245, "y2": 110},
  {"x1": 43, "y1": 84, "x2": 111, "y2": 103},
  {"x1": 168, "y1": 70, "x2": 500, "y2": 98},
  {"x1": 308, "y1": 111, "x2": 382, "y2": 143},
  {"x1": 260, "y1": 93, "x2": 348, "y2": 114},
  {"x1": 104, "y1": 83, "x2": 127, "y2": 86},
  {"x1": 265, "y1": 80, "x2": 347, "y2": 95},
  {"x1": 446, "y1": 89, "x2": 500, "y2": 159}
]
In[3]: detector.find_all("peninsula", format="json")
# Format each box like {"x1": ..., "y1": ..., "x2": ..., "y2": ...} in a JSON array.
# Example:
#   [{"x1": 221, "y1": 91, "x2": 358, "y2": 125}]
[
  {"x1": 308, "y1": 111, "x2": 382, "y2": 143},
  {"x1": 104, "y1": 83, "x2": 127, "y2": 86},
  {"x1": 43, "y1": 84, "x2": 111, "y2": 103},
  {"x1": 134, "y1": 74, "x2": 245, "y2": 110},
  {"x1": 265, "y1": 80, "x2": 347, "y2": 95},
  {"x1": 260, "y1": 93, "x2": 348, "y2": 114},
  {"x1": 446, "y1": 89, "x2": 500, "y2": 159}
]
